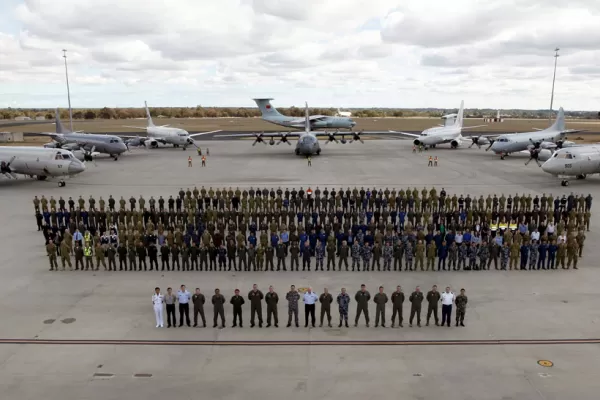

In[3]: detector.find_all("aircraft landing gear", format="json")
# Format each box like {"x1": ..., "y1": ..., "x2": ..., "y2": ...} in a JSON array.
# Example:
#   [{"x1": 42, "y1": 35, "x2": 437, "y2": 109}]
[
  {"x1": 576, "y1": 174, "x2": 587, "y2": 180},
  {"x1": 174, "y1": 144, "x2": 180, "y2": 148},
  {"x1": 316, "y1": 149, "x2": 321, "y2": 155},
  {"x1": 58, "y1": 180, "x2": 66, "y2": 187},
  {"x1": 500, "y1": 154, "x2": 506, "y2": 160},
  {"x1": 182, "y1": 146, "x2": 187, "y2": 151},
  {"x1": 561, "y1": 180, "x2": 569, "y2": 187},
  {"x1": 295, "y1": 149, "x2": 300, "y2": 155},
  {"x1": 111, "y1": 154, "x2": 119, "y2": 161},
  {"x1": 36, "y1": 176, "x2": 47, "y2": 181}
]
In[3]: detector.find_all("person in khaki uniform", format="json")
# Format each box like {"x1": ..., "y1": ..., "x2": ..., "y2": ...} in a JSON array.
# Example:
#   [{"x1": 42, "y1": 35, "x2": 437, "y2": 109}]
[
  {"x1": 426, "y1": 241, "x2": 436, "y2": 271},
  {"x1": 60, "y1": 240, "x2": 72, "y2": 270},
  {"x1": 192, "y1": 288, "x2": 206, "y2": 327},
  {"x1": 566, "y1": 242, "x2": 579, "y2": 269},
  {"x1": 265, "y1": 286, "x2": 279, "y2": 327},
  {"x1": 426, "y1": 285, "x2": 441, "y2": 326},
  {"x1": 95, "y1": 243, "x2": 106, "y2": 270},
  {"x1": 373, "y1": 286, "x2": 388, "y2": 328},
  {"x1": 409, "y1": 286, "x2": 424, "y2": 327},
  {"x1": 47, "y1": 240, "x2": 58, "y2": 271},
  {"x1": 391, "y1": 286, "x2": 405, "y2": 328},
  {"x1": 415, "y1": 240, "x2": 425, "y2": 271},
  {"x1": 509, "y1": 242, "x2": 520, "y2": 270}
]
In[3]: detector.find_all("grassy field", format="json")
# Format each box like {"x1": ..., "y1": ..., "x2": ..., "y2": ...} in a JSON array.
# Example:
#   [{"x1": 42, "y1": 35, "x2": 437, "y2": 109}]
[{"x1": 2, "y1": 117, "x2": 600, "y2": 134}]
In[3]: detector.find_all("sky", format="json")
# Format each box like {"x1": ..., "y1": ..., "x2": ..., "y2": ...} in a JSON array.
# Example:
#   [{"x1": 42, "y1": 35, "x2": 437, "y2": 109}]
[{"x1": 0, "y1": 0, "x2": 599, "y2": 110}]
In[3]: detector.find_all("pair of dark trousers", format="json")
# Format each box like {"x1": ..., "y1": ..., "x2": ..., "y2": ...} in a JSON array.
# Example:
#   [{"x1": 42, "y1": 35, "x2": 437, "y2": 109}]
[
  {"x1": 179, "y1": 303, "x2": 190, "y2": 326},
  {"x1": 441, "y1": 304, "x2": 452, "y2": 326},
  {"x1": 166, "y1": 304, "x2": 176, "y2": 326},
  {"x1": 304, "y1": 304, "x2": 315, "y2": 326}
]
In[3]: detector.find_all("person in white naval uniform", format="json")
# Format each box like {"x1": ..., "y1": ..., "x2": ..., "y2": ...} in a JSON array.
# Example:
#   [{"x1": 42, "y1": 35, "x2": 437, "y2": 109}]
[{"x1": 153, "y1": 287, "x2": 165, "y2": 328}]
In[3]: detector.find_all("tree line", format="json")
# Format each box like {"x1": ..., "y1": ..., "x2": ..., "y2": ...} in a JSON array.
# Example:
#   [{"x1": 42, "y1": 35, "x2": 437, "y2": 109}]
[{"x1": 1, "y1": 107, "x2": 598, "y2": 120}]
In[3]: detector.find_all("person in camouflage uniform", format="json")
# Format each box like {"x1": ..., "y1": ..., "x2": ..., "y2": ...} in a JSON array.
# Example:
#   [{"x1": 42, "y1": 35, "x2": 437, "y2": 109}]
[
  {"x1": 286, "y1": 285, "x2": 300, "y2": 327},
  {"x1": 336, "y1": 288, "x2": 350, "y2": 327},
  {"x1": 361, "y1": 243, "x2": 372, "y2": 271},
  {"x1": 404, "y1": 242, "x2": 413, "y2": 271},
  {"x1": 476, "y1": 241, "x2": 488, "y2": 270},
  {"x1": 528, "y1": 240, "x2": 539, "y2": 270},
  {"x1": 383, "y1": 242, "x2": 393, "y2": 271},
  {"x1": 393, "y1": 242, "x2": 403, "y2": 271},
  {"x1": 351, "y1": 242, "x2": 361, "y2": 271},
  {"x1": 500, "y1": 242, "x2": 510, "y2": 270},
  {"x1": 457, "y1": 243, "x2": 467, "y2": 270},
  {"x1": 467, "y1": 243, "x2": 477, "y2": 271},
  {"x1": 448, "y1": 242, "x2": 458, "y2": 271},
  {"x1": 455, "y1": 288, "x2": 468, "y2": 327},
  {"x1": 315, "y1": 242, "x2": 325, "y2": 271}
]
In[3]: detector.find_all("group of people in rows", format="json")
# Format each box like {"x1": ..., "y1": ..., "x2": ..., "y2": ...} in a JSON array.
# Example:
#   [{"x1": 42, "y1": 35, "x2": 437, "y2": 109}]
[
  {"x1": 151, "y1": 283, "x2": 469, "y2": 329},
  {"x1": 34, "y1": 187, "x2": 591, "y2": 272}
]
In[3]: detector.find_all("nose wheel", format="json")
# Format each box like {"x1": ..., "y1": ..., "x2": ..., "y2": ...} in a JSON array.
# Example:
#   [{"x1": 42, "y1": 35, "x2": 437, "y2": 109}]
[
  {"x1": 561, "y1": 180, "x2": 569, "y2": 187},
  {"x1": 58, "y1": 180, "x2": 66, "y2": 187}
]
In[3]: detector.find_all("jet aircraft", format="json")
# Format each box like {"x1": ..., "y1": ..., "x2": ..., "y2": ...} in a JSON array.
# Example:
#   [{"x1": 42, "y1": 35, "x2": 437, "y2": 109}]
[
  {"x1": 254, "y1": 98, "x2": 356, "y2": 131},
  {"x1": 389, "y1": 101, "x2": 486, "y2": 148},
  {"x1": 123, "y1": 101, "x2": 221, "y2": 150},
  {"x1": 216, "y1": 102, "x2": 364, "y2": 156},
  {"x1": 485, "y1": 107, "x2": 580, "y2": 159},
  {"x1": 41, "y1": 109, "x2": 128, "y2": 161},
  {"x1": 0, "y1": 147, "x2": 85, "y2": 186},
  {"x1": 541, "y1": 145, "x2": 600, "y2": 186}
]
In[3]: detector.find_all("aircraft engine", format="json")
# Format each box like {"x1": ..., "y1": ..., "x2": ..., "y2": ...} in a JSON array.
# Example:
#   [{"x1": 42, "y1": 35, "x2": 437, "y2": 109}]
[
  {"x1": 269, "y1": 138, "x2": 275, "y2": 145},
  {"x1": 540, "y1": 141, "x2": 556, "y2": 150},
  {"x1": 413, "y1": 139, "x2": 421, "y2": 146},
  {"x1": 325, "y1": 131, "x2": 338, "y2": 144},
  {"x1": 340, "y1": 136, "x2": 347, "y2": 144},
  {"x1": 469, "y1": 136, "x2": 490, "y2": 148},
  {"x1": 43, "y1": 141, "x2": 59, "y2": 149},
  {"x1": 350, "y1": 130, "x2": 364, "y2": 144},
  {"x1": 145, "y1": 139, "x2": 158, "y2": 148},
  {"x1": 124, "y1": 137, "x2": 145, "y2": 148},
  {"x1": 538, "y1": 149, "x2": 553, "y2": 162},
  {"x1": 62, "y1": 143, "x2": 80, "y2": 151},
  {"x1": 450, "y1": 140, "x2": 460, "y2": 149}
]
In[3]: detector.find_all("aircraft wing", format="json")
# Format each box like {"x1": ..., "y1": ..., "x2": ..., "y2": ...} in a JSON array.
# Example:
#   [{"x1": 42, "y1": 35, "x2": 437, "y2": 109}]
[
  {"x1": 386, "y1": 130, "x2": 421, "y2": 138},
  {"x1": 188, "y1": 130, "x2": 223, "y2": 138},
  {"x1": 288, "y1": 115, "x2": 329, "y2": 124},
  {"x1": 122, "y1": 125, "x2": 148, "y2": 130},
  {"x1": 461, "y1": 124, "x2": 488, "y2": 130}
]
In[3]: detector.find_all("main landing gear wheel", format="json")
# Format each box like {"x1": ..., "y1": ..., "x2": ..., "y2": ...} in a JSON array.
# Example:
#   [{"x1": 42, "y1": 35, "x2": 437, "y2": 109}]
[
  {"x1": 316, "y1": 150, "x2": 321, "y2": 155},
  {"x1": 561, "y1": 180, "x2": 569, "y2": 187},
  {"x1": 576, "y1": 174, "x2": 587, "y2": 180},
  {"x1": 295, "y1": 149, "x2": 300, "y2": 155},
  {"x1": 500, "y1": 155, "x2": 506, "y2": 160},
  {"x1": 58, "y1": 181, "x2": 66, "y2": 187},
  {"x1": 182, "y1": 146, "x2": 187, "y2": 151}
]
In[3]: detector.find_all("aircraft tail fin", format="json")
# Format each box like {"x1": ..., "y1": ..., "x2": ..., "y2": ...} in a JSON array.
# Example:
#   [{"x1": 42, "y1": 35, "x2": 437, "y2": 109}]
[
  {"x1": 549, "y1": 107, "x2": 565, "y2": 131},
  {"x1": 305, "y1": 102, "x2": 310, "y2": 133},
  {"x1": 454, "y1": 100, "x2": 464, "y2": 128},
  {"x1": 55, "y1": 108, "x2": 70, "y2": 134},
  {"x1": 253, "y1": 98, "x2": 282, "y2": 117},
  {"x1": 145, "y1": 101, "x2": 155, "y2": 127}
]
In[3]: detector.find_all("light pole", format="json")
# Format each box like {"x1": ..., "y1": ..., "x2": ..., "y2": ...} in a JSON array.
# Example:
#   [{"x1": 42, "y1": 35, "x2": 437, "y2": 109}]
[
  {"x1": 549, "y1": 47, "x2": 560, "y2": 120},
  {"x1": 62, "y1": 49, "x2": 74, "y2": 132}
]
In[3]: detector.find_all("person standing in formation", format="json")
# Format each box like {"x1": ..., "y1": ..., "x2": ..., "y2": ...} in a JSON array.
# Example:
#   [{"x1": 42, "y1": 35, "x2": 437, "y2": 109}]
[
  {"x1": 303, "y1": 287, "x2": 318, "y2": 328},
  {"x1": 152, "y1": 287, "x2": 164, "y2": 328},
  {"x1": 440, "y1": 286, "x2": 455, "y2": 327}
]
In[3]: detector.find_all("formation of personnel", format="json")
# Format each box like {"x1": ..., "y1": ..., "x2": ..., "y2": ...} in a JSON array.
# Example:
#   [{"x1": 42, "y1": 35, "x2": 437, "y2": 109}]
[
  {"x1": 151, "y1": 284, "x2": 469, "y2": 329},
  {"x1": 34, "y1": 188, "x2": 592, "y2": 272}
]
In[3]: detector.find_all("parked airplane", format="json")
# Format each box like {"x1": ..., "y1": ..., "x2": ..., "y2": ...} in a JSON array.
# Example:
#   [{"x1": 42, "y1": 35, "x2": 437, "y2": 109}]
[
  {"x1": 41, "y1": 109, "x2": 128, "y2": 161},
  {"x1": 485, "y1": 107, "x2": 580, "y2": 159},
  {"x1": 336, "y1": 108, "x2": 352, "y2": 117},
  {"x1": 0, "y1": 147, "x2": 85, "y2": 186},
  {"x1": 216, "y1": 102, "x2": 364, "y2": 155},
  {"x1": 389, "y1": 101, "x2": 486, "y2": 148},
  {"x1": 123, "y1": 101, "x2": 221, "y2": 150},
  {"x1": 254, "y1": 98, "x2": 356, "y2": 131},
  {"x1": 541, "y1": 145, "x2": 600, "y2": 186}
]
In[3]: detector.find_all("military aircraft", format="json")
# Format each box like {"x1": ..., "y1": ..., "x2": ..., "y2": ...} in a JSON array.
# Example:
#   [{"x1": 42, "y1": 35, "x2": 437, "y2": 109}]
[
  {"x1": 254, "y1": 98, "x2": 356, "y2": 131},
  {"x1": 0, "y1": 147, "x2": 85, "y2": 186},
  {"x1": 216, "y1": 102, "x2": 364, "y2": 155},
  {"x1": 485, "y1": 107, "x2": 581, "y2": 159},
  {"x1": 388, "y1": 101, "x2": 486, "y2": 148},
  {"x1": 123, "y1": 101, "x2": 221, "y2": 150},
  {"x1": 41, "y1": 109, "x2": 128, "y2": 161},
  {"x1": 541, "y1": 145, "x2": 600, "y2": 186}
]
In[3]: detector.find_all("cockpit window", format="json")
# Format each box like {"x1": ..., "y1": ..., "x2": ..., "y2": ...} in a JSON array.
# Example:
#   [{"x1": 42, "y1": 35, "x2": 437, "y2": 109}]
[
  {"x1": 497, "y1": 138, "x2": 509, "y2": 142},
  {"x1": 55, "y1": 154, "x2": 62, "y2": 160},
  {"x1": 62, "y1": 154, "x2": 71, "y2": 160},
  {"x1": 178, "y1": 133, "x2": 187, "y2": 137},
  {"x1": 556, "y1": 153, "x2": 573, "y2": 159}
]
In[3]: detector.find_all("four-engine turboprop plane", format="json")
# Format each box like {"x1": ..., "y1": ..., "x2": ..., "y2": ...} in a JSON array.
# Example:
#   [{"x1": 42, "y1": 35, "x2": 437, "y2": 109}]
[
  {"x1": 41, "y1": 109, "x2": 128, "y2": 161},
  {"x1": 254, "y1": 98, "x2": 356, "y2": 131},
  {"x1": 216, "y1": 102, "x2": 364, "y2": 155},
  {"x1": 389, "y1": 101, "x2": 486, "y2": 148},
  {"x1": 0, "y1": 147, "x2": 85, "y2": 186},
  {"x1": 123, "y1": 101, "x2": 221, "y2": 150}
]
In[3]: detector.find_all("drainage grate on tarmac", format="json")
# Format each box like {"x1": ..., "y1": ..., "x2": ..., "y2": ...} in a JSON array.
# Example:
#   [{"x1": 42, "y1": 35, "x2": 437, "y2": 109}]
[{"x1": 134, "y1": 374, "x2": 153, "y2": 378}]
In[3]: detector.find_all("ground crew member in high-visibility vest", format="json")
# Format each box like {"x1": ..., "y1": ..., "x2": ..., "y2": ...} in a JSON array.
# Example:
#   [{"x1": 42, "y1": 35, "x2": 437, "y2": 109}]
[
  {"x1": 197, "y1": 147, "x2": 202, "y2": 156},
  {"x1": 307, "y1": 156, "x2": 312, "y2": 167},
  {"x1": 434, "y1": 156, "x2": 438, "y2": 167},
  {"x1": 201, "y1": 155, "x2": 206, "y2": 167},
  {"x1": 428, "y1": 156, "x2": 433, "y2": 167},
  {"x1": 188, "y1": 156, "x2": 192, "y2": 167},
  {"x1": 84, "y1": 244, "x2": 94, "y2": 270}
]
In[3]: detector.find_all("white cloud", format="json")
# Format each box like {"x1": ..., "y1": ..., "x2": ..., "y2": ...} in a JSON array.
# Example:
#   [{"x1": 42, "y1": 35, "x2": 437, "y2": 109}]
[{"x1": 0, "y1": 0, "x2": 599, "y2": 110}]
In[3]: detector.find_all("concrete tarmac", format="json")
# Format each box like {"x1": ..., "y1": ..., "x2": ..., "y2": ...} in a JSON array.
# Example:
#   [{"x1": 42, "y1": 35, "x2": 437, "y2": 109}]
[{"x1": 1, "y1": 140, "x2": 599, "y2": 400}]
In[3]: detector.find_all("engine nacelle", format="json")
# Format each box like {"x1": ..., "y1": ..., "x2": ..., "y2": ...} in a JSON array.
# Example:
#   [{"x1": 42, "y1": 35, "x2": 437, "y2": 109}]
[
  {"x1": 145, "y1": 139, "x2": 158, "y2": 148},
  {"x1": 540, "y1": 141, "x2": 556, "y2": 150},
  {"x1": 475, "y1": 137, "x2": 490, "y2": 145},
  {"x1": 538, "y1": 149, "x2": 553, "y2": 162},
  {"x1": 43, "y1": 142, "x2": 58, "y2": 149},
  {"x1": 413, "y1": 139, "x2": 421, "y2": 146},
  {"x1": 451, "y1": 140, "x2": 459, "y2": 148}
]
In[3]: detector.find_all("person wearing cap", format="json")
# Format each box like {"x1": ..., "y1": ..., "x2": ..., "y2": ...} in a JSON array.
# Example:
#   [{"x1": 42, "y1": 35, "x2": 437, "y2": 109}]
[
  {"x1": 230, "y1": 289, "x2": 245, "y2": 328},
  {"x1": 152, "y1": 287, "x2": 164, "y2": 328}
]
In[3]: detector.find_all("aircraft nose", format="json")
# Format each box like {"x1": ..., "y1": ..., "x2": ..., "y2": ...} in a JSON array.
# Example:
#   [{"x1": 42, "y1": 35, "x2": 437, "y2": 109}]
[
  {"x1": 350, "y1": 120, "x2": 356, "y2": 127},
  {"x1": 541, "y1": 159, "x2": 560, "y2": 175},
  {"x1": 68, "y1": 160, "x2": 86, "y2": 174}
]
